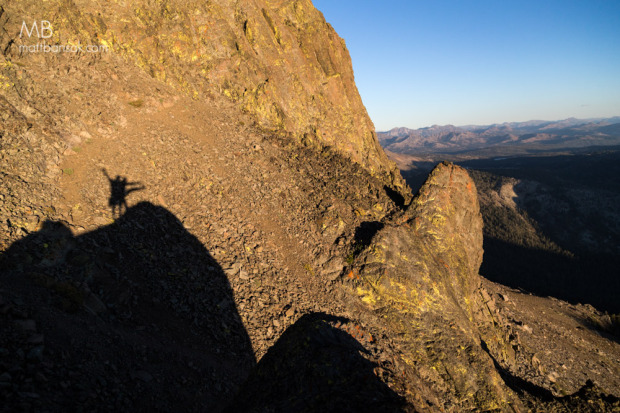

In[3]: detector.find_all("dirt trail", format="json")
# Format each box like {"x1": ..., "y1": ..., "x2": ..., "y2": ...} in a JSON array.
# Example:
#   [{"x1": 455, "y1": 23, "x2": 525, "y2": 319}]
[{"x1": 55, "y1": 87, "x2": 346, "y2": 358}]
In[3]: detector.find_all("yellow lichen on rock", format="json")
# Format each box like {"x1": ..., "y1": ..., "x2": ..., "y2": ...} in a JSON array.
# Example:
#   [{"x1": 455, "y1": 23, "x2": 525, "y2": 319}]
[{"x1": 348, "y1": 162, "x2": 522, "y2": 411}]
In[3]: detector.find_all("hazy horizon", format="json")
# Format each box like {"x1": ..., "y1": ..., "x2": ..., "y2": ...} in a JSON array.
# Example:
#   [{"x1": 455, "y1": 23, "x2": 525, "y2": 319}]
[
  {"x1": 376, "y1": 114, "x2": 620, "y2": 132},
  {"x1": 313, "y1": 0, "x2": 620, "y2": 130}
]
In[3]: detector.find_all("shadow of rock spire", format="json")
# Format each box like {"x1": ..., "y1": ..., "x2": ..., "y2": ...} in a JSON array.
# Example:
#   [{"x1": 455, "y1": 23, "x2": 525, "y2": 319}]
[{"x1": 225, "y1": 313, "x2": 407, "y2": 413}]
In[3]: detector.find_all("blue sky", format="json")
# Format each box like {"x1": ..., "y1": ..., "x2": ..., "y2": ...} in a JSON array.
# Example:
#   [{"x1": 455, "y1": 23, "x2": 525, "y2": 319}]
[{"x1": 312, "y1": 0, "x2": 620, "y2": 130}]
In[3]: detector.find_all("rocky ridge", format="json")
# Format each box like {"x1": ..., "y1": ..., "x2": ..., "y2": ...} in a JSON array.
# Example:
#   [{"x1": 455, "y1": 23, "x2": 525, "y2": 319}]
[{"x1": 378, "y1": 118, "x2": 620, "y2": 155}]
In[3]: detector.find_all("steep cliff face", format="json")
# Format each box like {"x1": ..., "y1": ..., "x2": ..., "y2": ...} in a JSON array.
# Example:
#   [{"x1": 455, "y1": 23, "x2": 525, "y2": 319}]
[{"x1": 0, "y1": 0, "x2": 406, "y2": 193}]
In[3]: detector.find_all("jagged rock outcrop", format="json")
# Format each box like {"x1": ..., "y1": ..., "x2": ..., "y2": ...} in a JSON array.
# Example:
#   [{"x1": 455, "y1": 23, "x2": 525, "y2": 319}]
[
  {"x1": 342, "y1": 162, "x2": 619, "y2": 410},
  {"x1": 0, "y1": 0, "x2": 407, "y2": 195},
  {"x1": 347, "y1": 162, "x2": 522, "y2": 410}
]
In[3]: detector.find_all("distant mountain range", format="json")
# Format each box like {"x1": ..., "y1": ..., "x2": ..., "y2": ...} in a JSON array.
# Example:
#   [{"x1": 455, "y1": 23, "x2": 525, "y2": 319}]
[{"x1": 377, "y1": 117, "x2": 620, "y2": 154}]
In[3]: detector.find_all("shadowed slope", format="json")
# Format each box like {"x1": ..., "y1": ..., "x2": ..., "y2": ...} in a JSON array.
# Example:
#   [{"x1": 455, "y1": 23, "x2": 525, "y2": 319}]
[
  {"x1": 1, "y1": 202, "x2": 254, "y2": 411},
  {"x1": 226, "y1": 313, "x2": 406, "y2": 413}
]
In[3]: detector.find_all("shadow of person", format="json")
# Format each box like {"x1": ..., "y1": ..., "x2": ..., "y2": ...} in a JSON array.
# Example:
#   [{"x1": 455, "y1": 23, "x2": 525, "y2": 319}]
[
  {"x1": 102, "y1": 168, "x2": 145, "y2": 217},
  {"x1": 0, "y1": 202, "x2": 255, "y2": 411}
]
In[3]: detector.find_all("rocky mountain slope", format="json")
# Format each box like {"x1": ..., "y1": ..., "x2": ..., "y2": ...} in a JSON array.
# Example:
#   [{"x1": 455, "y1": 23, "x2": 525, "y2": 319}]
[
  {"x1": 5, "y1": 0, "x2": 405, "y2": 191},
  {"x1": 378, "y1": 118, "x2": 620, "y2": 155},
  {"x1": 1, "y1": 0, "x2": 619, "y2": 411}
]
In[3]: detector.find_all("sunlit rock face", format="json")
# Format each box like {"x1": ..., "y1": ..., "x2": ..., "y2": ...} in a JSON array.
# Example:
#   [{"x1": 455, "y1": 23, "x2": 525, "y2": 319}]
[{"x1": 351, "y1": 162, "x2": 522, "y2": 411}]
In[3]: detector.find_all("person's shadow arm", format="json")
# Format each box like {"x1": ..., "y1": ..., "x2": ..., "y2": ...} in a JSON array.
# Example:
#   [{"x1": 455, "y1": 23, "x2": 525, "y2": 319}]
[
  {"x1": 101, "y1": 168, "x2": 112, "y2": 182},
  {"x1": 125, "y1": 185, "x2": 145, "y2": 195}
]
